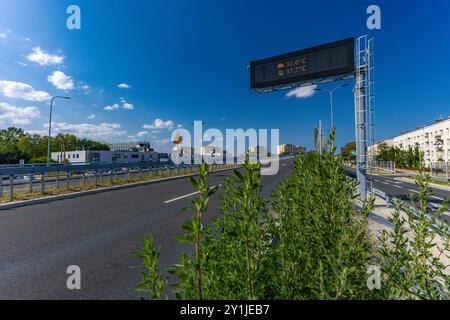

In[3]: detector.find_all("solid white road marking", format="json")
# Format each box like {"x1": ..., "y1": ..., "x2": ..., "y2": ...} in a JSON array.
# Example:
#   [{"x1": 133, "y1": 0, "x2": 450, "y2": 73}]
[
  {"x1": 164, "y1": 191, "x2": 200, "y2": 204},
  {"x1": 430, "y1": 195, "x2": 444, "y2": 201},
  {"x1": 164, "y1": 185, "x2": 221, "y2": 204}
]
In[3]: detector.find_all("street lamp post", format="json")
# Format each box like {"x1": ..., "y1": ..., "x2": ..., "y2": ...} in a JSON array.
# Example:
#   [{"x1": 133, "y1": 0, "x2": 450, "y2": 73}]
[
  {"x1": 314, "y1": 83, "x2": 349, "y2": 131},
  {"x1": 47, "y1": 96, "x2": 71, "y2": 166}
]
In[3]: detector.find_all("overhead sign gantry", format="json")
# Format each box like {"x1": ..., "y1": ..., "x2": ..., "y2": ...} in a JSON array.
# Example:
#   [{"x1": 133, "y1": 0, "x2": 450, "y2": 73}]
[
  {"x1": 250, "y1": 38, "x2": 355, "y2": 90},
  {"x1": 249, "y1": 36, "x2": 374, "y2": 199}
]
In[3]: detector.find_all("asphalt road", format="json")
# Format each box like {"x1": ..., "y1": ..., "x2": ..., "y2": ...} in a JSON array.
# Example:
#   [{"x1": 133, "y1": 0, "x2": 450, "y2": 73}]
[
  {"x1": 344, "y1": 167, "x2": 450, "y2": 210},
  {"x1": 0, "y1": 159, "x2": 295, "y2": 300}
]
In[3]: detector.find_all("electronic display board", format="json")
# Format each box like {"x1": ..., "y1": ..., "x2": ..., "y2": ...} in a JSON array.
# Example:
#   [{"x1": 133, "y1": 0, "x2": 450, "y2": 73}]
[{"x1": 250, "y1": 38, "x2": 354, "y2": 89}]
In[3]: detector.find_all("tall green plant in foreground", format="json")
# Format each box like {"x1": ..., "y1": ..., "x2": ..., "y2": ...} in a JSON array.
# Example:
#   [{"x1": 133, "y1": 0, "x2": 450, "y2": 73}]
[
  {"x1": 133, "y1": 237, "x2": 166, "y2": 300},
  {"x1": 169, "y1": 162, "x2": 218, "y2": 299},
  {"x1": 135, "y1": 133, "x2": 450, "y2": 300},
  {"x1": 267, "y1": 132, "x2": 375, "y2": 299},
  {"x1": 198, "y1": 156, "x2": 270, "y2": 299},
  {"x1": 377, "y1": 165, "x2": 450, "y2": 299}
]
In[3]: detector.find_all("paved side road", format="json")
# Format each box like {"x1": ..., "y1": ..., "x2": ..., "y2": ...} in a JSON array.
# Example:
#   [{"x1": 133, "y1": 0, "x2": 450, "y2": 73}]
[
  {"x1": 344, "y1": 167, "x2": 450, "y2": 210},
  {"x1": 0, "y1": 160, "x2": 295, "y2": 300}
]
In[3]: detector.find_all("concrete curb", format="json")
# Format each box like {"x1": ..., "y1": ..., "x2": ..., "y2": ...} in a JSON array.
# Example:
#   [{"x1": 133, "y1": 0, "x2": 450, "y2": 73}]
[
  {"x1": 0, "y1": 166, "x2": 241, "y2": 210},
  {"x1": 395, "y1": 177, "x2": 450, "y2": 192}
]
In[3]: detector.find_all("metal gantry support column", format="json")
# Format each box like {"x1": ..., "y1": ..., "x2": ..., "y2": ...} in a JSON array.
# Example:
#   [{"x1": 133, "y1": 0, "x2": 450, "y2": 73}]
[{"x1": 354, "y1": 35, "x2": 375, "y2": 200}]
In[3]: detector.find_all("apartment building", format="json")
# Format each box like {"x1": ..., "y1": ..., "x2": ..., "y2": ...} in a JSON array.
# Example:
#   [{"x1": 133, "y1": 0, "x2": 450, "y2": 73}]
[
  {"x1": 277, "y1": 144, "x2": 298, "y2": 155},
  {"x1": 392, "y1": 117, "x2": 450, "y2": 163}
]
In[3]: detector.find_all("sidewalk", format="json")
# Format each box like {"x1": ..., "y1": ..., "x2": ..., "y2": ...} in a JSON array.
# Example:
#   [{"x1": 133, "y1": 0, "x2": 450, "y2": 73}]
[{"x1": 366, "y1": 195, "x2": 450, "y2": 273}]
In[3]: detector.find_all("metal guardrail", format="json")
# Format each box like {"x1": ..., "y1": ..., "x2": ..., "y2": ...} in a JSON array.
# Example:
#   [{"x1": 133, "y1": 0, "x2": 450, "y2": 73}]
[
  {"x1": 369, "y1": 186, "x2": 448, "y2": 233},
  {"x1": 0, "y1": 156, "x2": 295, "y2": 201},
  {"x1": 0, "y1": 160, "x2": 171, "y2": 176},
  {"x1": 0, "y1": 161, "x2": 225, "y2": 202}
]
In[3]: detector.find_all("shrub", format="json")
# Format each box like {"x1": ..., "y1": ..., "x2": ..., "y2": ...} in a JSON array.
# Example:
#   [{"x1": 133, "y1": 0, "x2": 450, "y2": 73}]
[{"x1": 135, "y1": 133, "x2": 450, "y2": 300}]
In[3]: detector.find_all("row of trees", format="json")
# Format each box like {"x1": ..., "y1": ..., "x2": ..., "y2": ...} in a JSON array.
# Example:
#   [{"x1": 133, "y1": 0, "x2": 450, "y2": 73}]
[
  {"x1": 340, "y1": 140, "x2": 424, "y2": 169},
  {"x1": 375, "y1": 142, "x2": 423, "y2": 169},
  {"x1": 0, "y1": 127, "x2": 110, "y2": 164}
]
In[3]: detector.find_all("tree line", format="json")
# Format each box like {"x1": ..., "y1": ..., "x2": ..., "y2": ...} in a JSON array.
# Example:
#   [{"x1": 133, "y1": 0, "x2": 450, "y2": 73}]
[
  {"x1": 340, "y1": 141, "x2": 424, "y2": 169},
  {"x1": 374, "y1": 142, "x2": 423, "y2": 169},
  {"x1": 0, "y1": 127, "x2": 110, "y2": 164}
]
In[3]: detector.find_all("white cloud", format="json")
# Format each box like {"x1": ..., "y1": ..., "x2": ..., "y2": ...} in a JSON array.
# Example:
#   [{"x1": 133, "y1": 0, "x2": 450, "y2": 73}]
[
  {"x1": 0, "y1": 33, "x2": 7, "y2": 39},
  {"x1": 80, "y1": 84, "x2": 91, "y2": 94},
  {"x1": 142, "y1": 118, "x2": 174, "y2": 130},
  {"x1": 122, "y1": 102, "x2": 134, "y2": 110},
  {"x1": 48, "y1": 71, "x2": 74, "y2": 90},
  {"x1": 104, "y1": 104, "x2": 119, "y2": 111},
  {"x1": 44, "y1": 122, "x2": 126, "y2": 140},
  {"x1": 120, "y1": 97, "x2": 134, "y2": 110},
  {"x1": 137, "y1": 131, "x2": 149, "y2": 137},
  {"x1": 104, "y1": 98, "x2": 134, "y2": 111},
  {"x1": 87, "y1": 114, "x2": 96, "y2": 119},
  {"x1": 286, "y1": 85, "x2": 317, "y2": 99},
  {"x1": 151, "y1": 130, "x2": 161, "y2": 134},
  {"x1": 0, "y1": 102, "x2": 40, "y2": 125},
  {"x1": 118, "y1": 83, "x2": 132, "y2": 89},
  {"x1": 0, "y1": 80, "x2": 51, "y2": 101},
  {"x1": 27, "y1": 47, "x2": 64, "y2": 66}
]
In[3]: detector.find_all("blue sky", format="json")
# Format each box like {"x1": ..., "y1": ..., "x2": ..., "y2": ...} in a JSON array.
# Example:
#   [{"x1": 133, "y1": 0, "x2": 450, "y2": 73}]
[{"x1": 0, "y1": 0, "x2": 449, "y2": 152}]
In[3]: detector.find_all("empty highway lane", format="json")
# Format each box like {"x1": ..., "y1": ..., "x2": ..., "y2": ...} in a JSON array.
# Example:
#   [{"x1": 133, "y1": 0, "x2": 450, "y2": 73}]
[{"x1": 0, "y1": 160, "x2": 295, "y2": 300}]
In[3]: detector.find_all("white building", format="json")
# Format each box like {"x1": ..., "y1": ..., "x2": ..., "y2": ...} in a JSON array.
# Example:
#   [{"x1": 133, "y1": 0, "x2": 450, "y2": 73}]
[
  {"x1": 51, "y1": 150, "x2": 159, "y2": 164},
  {"x1": 108, "y1": 141, "x2": 153, "y2": 152},
  {"x1": 368, "y1": 139, "x2": 394, "y2": 160},
  {"x1": 392, "y1": 117, "x2": 450, "y2": 163},
  {"x1": 277, "y1": 144, "x2": 298, "y2": 155}
]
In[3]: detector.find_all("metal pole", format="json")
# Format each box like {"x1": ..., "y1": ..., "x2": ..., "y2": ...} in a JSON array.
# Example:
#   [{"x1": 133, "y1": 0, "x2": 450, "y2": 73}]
[
  {"x1": 56, "y1": 171, "x2": 60, "y2": 189},
  {"x1": 46, "y1": 98, "x2": 54, "y2": 167},
  {"x1": 66, "y1": 171, "x2": 70, "y2": 189},
  {"x1": 9, "y1": 175, "x2": 14, "y2": 202},
  {"x1": 355, "y1": 52, "x2": 367, "y2": 200},
  {"x1": 29, "y1": 174, "x2": 34, "y2": 193},
  {"x1": 329, "y1": 90, "x2": 334, "y2": 130},
  {"x1": 446, "y1": 162, "x2": 449, "y2": 180},
  {"x1": 46, "y1": 96, "x2": 71, "y2": 166},
  {"x1": 319, "y1": 120, "x2": 323, "y2": 155},
  {"x1": 40, "y1": 172, "x2": 45, "y2": 194}
]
